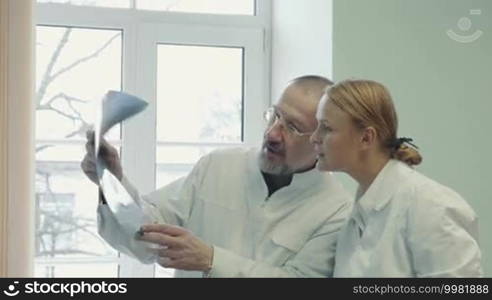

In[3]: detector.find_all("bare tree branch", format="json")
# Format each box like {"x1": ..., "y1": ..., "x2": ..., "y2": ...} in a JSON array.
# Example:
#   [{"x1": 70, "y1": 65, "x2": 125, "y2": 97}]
[
  {"x1": 65, "y1": 123, "x2": 92, "y2": 139},
  {"x1": 38, "y1": 92, "x2": 90, "y2": 130},
  {"x1": 37, "y1": 28, "x2": 72, "y2": 106},
  {"x1": 64, "y1": 95, "x2": 85, "y2": 121},
  {"x1": 38, "y1": 105, "x2": 78, "y2": 121},
  {"x1": 41, "y1": 92, "x2": 88, "y2": 109},
  {"x1": 36, "y1": 145, "x2": 54, "y2": 153},
  {"x1": 49, "y1": 32, "x2": 121, "y2": 82}
]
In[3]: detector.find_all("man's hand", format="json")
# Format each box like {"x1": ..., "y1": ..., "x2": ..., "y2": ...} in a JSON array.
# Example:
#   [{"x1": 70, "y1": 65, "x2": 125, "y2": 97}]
[
  {"x1": 80, "y1": 130, "x2": 123, "y2": 184},
  {"x1": 138, "y1": 224, "x2": 213, "y2": 272}
]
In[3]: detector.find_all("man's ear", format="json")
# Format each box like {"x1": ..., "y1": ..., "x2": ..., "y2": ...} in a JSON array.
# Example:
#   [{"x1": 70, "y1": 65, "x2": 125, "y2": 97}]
[{"x1": 360, "y1": 126, "x2": 378, "y2": 150}]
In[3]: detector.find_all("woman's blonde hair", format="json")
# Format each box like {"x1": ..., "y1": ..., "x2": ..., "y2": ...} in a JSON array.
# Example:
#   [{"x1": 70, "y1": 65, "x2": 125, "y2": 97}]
[{"x1": 325, "y1": 79, "x2": 422, "y2": 166}]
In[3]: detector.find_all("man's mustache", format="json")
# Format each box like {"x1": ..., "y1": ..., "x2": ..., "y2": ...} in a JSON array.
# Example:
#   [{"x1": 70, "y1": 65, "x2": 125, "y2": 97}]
[{"x1": 263, "y1": 141, "x2": 285, "y2": 155}]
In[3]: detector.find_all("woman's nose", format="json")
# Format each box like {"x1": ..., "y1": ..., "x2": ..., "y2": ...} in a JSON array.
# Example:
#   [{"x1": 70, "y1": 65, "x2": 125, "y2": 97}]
[{"x1": 309, "y1": 128, "x2": 320, "y2": 144}]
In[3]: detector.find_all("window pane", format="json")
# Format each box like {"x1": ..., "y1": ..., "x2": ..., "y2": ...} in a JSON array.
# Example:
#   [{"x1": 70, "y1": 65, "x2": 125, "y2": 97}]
[
  {"x1": 137, "y1": 0, "x2": 255, "y2": 15},
  {"x1": 154, "y1": 43, "x2": 245, "y2": 276},
  {"x1": 37, "y1": 0, "x2": 131, "y2": 8},
  {"x1": 156, "y1": 44, "x2": 243, "y2": 143},
  {"x1": 36, "y1": 26, "x2": 122, "y2": 141},
  {"x1": 35, "y1": 25, "x2": 123, "y2": 277}
]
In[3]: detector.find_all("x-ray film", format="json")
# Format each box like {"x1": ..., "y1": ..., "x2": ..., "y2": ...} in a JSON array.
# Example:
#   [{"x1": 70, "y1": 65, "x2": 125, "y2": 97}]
[{"x1": 95, "y1": 91, "x2": 150, "y2": 238}]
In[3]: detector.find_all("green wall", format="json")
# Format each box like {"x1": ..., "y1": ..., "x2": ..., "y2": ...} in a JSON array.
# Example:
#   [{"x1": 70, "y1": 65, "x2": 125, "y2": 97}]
[{"x1": 333, "y1": 0, "x2": 492, "y2": 276}]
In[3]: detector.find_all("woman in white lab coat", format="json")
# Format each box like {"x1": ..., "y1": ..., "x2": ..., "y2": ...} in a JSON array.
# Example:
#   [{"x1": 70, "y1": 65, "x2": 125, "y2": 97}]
[{"x1": 310, "y1": 79, "x2": 483, "y2": 277}]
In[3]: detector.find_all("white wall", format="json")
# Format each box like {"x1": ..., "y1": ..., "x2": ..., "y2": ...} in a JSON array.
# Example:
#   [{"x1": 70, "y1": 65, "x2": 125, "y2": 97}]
[{"x1": 271, "y1": 0, "x2": 333, "y2": 102}]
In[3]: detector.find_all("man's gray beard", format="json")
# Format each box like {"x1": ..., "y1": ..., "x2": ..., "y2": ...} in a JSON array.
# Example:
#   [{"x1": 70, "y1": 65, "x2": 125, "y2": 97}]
[{"x1": 257, "y1": 151, "x2": 294, "y2": 175}]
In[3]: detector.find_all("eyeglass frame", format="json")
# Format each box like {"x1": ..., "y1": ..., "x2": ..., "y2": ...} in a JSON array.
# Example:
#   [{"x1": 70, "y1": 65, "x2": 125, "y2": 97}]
[{"x1": 263, "y1": 106, "x2": 314, "y2": 137}]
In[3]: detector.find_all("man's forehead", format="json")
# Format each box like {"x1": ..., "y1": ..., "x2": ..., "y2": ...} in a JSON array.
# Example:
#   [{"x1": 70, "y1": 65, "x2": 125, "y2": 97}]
[
  {"x1": 315, "y1": 94, "x2": 329, "y2": 120},
  {"x1": 275, "y1": 86, "x2": 319, "y2": 121}
]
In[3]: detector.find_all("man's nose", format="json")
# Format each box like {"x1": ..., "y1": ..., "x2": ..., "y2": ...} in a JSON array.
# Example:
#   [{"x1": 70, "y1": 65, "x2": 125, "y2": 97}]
[{"x1": 265, "y1": 120, "x2": 283, "y2": 142}]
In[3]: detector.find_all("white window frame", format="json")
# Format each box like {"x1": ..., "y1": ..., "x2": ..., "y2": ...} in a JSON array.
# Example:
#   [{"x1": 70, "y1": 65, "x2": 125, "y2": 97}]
[{"x1": 35, "y1": 1, "x2": 271, "y2": 277}]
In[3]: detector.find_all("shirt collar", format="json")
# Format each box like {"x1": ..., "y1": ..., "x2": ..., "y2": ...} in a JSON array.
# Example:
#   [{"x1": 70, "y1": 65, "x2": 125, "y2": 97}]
[
  {"x1": 357, "y1": 159, "x2": 414, "y2": 224},
  {"x1": 290, "y1": 164, "x2": 329, "y2": 190}
]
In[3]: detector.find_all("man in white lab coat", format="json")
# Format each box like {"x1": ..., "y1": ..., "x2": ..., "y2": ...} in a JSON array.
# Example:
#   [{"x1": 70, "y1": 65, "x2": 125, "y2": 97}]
[{"x1": 82, "y1": 75, "x2": 352, "y2": 277}]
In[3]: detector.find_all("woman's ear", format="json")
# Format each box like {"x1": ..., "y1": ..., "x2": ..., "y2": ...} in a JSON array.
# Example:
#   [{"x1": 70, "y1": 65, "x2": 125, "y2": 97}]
[{"x1": 360, "y1": 126, "x2": 378, "y2": 150}]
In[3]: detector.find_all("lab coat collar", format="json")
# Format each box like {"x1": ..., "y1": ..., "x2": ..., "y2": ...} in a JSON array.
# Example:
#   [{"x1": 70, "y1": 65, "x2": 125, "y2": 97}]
[
  {"x1": 291, "y1": 163, "x2": 329, "y2": 189},
  {"x1": 357, "y1": 159, "x2": 414, "y2": 222}
]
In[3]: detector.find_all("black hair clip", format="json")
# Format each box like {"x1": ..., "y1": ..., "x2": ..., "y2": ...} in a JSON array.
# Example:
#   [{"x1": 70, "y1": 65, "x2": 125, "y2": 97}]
[{"x1": 391, "y1": 137, "x2": 419, "y2": 150}]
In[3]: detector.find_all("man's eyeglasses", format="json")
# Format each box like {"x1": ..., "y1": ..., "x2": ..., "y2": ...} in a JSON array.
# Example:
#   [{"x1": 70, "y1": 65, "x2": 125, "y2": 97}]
[{"x1": 263, "y1": 107, "x2": 313, "y2": 137}]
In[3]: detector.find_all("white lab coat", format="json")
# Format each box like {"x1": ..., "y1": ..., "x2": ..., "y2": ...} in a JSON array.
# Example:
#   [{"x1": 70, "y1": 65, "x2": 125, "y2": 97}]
[
  {"x1": 334, "y1": 159, "x2": 483, "y2": 277},
  {"x1": 97, "y1": 147, "x2": 352, "y2": 277}
]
